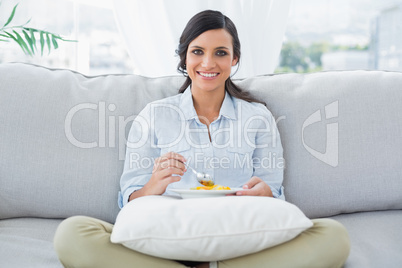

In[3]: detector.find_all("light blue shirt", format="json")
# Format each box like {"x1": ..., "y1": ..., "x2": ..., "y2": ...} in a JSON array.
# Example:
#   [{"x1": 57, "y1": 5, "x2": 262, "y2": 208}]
[{"x1": 118, "y1": 88, "x2": 285, "y2": 208}]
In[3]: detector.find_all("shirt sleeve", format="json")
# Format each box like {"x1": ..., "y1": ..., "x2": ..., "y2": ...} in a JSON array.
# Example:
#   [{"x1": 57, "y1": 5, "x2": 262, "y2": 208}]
[
  {"x1": 251, "y1": 106, "x2": 285, "y2": 200},
  {"x1": 118, "y1": 104, "x2": 160, "y2": 208}
]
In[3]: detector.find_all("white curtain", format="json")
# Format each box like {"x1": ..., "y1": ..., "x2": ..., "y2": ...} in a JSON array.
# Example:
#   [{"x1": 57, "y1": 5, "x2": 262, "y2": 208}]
[{"x1": 112, "y1": 0, "x2": 291, "y2": 78}]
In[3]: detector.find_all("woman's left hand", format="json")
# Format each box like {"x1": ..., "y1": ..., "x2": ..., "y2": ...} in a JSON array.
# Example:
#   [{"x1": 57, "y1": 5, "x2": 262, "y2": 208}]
[{"x1": 235, "y1": 176, "x2": 273, "y2": 197}]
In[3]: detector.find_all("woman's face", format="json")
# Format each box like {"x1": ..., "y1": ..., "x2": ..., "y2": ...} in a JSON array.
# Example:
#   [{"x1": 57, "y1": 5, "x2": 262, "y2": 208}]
[{"x1": 186, "y1": 29, "x2": 238, "y2": 94}]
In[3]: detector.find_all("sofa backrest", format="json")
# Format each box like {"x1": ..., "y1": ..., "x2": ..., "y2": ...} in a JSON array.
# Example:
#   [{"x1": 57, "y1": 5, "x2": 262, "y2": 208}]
[
  {"x1": 1, "y1": 63, "x2": 401, "y2": 222},
  {"x1": 0, "y1": 63, "x2": 182, "y2": 223},
  {"x1": 238, "y1": 71, "x2": 402, "y2": 218}
]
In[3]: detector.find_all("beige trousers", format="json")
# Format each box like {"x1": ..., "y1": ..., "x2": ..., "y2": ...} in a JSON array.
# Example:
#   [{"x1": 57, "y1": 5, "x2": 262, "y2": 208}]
[{"x1": 54, "y1": 216, "x2": 350, "y2": 268}]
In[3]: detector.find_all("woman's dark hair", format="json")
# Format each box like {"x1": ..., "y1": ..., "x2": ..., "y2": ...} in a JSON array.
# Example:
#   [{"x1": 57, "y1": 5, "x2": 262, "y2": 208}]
[{"x1": 176, "y1": 10, "x2": 264, "y2": 105}]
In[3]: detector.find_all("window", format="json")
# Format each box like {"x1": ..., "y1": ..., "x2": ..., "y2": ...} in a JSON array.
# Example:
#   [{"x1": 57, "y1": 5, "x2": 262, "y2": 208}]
[
  {"x1": 2, "y1": 0, "x2": 401, "y2": 75},
  {"x1": 0, "y1": 0, "x2": 133, "y2": 75},
  {"x1": 276, "y1": 0, "x2": 402, "y2": 73}
]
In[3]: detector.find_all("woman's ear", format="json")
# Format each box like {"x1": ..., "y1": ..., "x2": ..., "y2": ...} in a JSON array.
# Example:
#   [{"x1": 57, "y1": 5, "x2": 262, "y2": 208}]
[{"x1": 232, "y1": 56, "x2": 238, "y2": 66}]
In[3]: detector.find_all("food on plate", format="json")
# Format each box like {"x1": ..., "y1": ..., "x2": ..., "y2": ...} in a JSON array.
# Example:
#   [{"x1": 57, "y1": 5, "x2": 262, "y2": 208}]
[
  {"x1": 190, "y1": 185, "x2": 231, "y2": 190},
  {"x1": 199, "y1": 179, "x2": 214, "y2": 187}
]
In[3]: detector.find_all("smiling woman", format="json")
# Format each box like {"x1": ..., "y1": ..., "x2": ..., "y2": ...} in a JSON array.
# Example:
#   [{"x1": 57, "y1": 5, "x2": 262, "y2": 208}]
[
  {"x1": 176, "y1": 10, "x2": 264, "y2": 108},
  {"x1": 54, "y1": 9, "x2": 350, "y2": 268}
]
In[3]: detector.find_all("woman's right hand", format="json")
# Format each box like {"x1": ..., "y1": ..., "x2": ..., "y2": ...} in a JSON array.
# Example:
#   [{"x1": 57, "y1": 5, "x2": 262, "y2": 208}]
[{"x1": 129, "y1": 152, "x2": 186, "y2": 201}]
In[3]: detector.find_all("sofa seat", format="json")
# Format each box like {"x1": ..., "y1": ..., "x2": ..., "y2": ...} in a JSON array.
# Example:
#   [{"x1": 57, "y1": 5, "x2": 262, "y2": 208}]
[
  {"x1": 0, "y1": 218, "x2": 63, "y2": 268},
  {"x1": 1, "y1": 211, "x2": 401, "y2": 267},
  {"x1": 332, "y1": 210, "x2": 402, "y2": 268}
]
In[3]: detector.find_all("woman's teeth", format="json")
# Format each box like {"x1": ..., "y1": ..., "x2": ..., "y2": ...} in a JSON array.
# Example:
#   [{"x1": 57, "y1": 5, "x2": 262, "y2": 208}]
[{"x1": 199, "y1": 72, "x2": 218, "y2": 77}]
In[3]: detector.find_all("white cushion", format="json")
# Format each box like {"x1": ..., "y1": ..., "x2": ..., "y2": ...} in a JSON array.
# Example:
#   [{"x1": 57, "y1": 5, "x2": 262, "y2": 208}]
[{"x1": 111, "y1": 195, "x2": 313, "y2": 261}]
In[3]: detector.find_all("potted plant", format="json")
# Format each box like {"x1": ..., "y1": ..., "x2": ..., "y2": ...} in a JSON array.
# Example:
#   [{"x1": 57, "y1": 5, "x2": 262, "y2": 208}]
[{"x1": 0, "y1": 2, "x2": 74, "y2": 56}]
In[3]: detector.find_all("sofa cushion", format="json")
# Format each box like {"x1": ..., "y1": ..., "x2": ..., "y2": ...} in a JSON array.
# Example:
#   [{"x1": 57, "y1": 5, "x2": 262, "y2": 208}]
[
  {"x1": 111, "y1": 195, "x2": 313, "y2": 261},
  {"x1": 331, "y1": 210, "x2": 402, "y2": 268},
  {"x1": 0, "y1": 218, "x2": 63, "y2": 267},
  {"x1": 238, "y1": 71, "x2": 402, "y2": 218}
]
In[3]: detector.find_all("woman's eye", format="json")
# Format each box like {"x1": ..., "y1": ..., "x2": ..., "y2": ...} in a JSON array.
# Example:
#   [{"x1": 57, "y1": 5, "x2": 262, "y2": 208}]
[
  {"x1": 216, "y1": 50, "x2": 228, "y2": 56},
  {"x1": 192, "y1": 49, "x2": 203, "y2": 55}
]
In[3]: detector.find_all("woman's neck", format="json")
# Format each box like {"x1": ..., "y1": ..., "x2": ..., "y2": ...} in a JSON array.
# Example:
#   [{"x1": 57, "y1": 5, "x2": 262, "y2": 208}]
[{"x1": 191, "y1": 87, "x2": 225, "y2": 126}]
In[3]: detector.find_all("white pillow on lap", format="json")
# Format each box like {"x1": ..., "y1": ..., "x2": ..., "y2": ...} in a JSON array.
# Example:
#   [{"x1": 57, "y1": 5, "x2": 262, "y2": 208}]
[{"x1": 111, "y1": 195, "x2": 313, "y2": 261}]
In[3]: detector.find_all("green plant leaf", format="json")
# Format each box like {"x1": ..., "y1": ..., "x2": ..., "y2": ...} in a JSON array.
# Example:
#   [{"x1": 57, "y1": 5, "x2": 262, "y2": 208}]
[
  {"x1": 22, "y1": 29, "x2": 35, "y2": 55},
  {"x1": 46, "y1": 33, "x2": 51, "y2": 54},
  {"x1": 3, "y1": 3, "x2": 18, "y2": 28},
  {"x1": 4, "y1": 30, "x2": 28, "y2": 55},
  {"x1": 4, "y1": 31, "x2": 18, "y2": 43},
  {"x1": 51, "y1": 34, "x2": 58, "y2": 49},
  {"x1": 1, "y1": 4, "x2": 77, "y2": 56},
  {"x1": 40, "y1": 31, "x2": 45, "y2": 56},
  {"x1": 13, "y1": 30, "x2": 32, "y2": 56},
  {"x1": 4, "y1": 31, "x2": 14, "y2": 39},
  {"x1": 28, "y1": 28, "x2": 37, "y2": 51},
  {"x1": 23, "y1": 18, "x2": 31, "y2": 26}
]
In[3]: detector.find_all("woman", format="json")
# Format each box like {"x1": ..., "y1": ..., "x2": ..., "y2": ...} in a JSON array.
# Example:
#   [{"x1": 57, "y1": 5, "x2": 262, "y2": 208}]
[{"x1": 54, "y1": 10, "x2": 350, "y2": 268}]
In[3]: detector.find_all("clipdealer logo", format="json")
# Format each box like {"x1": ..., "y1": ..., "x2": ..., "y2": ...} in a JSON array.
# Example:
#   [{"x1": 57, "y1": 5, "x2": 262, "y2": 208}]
[
  {"x1": 64, "y1": 100, "x2": 339, "y2": 167},
  {"x1": 64, "y1": 102, "x2": 136, "y2": 160},
  {"x1": 301, "y1": 101, "x2": 339, "y2": 167},
  {"x1": 63, "y1": 101, "x2": 281, "y2": 160}
]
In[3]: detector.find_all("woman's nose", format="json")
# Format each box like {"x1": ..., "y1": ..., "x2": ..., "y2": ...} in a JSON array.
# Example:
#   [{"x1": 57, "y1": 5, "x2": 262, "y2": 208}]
[{"x1": 201, "y1": 55, "x2": 216, "y2": 69}]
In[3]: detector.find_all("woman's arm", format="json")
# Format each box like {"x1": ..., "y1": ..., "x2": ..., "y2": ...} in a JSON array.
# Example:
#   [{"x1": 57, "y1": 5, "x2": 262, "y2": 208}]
[
  {"x1": 236, "y1": 106, "x2": 284, "y2": 198},
  {"x1": 119, "y1": 104, "x2": 186, "y2": 207}
]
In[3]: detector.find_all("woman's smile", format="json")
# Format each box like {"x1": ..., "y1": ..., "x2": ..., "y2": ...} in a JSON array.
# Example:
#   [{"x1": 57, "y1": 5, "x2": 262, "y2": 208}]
[{"x1": 197, "y1": 71, "x2": 220, "y2": 79}]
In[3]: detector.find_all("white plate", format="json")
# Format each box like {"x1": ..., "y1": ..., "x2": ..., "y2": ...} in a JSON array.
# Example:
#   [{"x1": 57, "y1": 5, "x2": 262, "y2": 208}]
[{"x1": 170, "y1": 188, "x2": 243, "y2": 199}]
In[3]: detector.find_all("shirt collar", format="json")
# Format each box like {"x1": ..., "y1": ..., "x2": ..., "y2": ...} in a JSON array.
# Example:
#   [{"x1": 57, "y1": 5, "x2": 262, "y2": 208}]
[
  {"x1": 179, "y1": 87, "x2": 198, "y2": 121},
  {"x1": 179, "y1": 87, "x2": 237, "y2": 121}
]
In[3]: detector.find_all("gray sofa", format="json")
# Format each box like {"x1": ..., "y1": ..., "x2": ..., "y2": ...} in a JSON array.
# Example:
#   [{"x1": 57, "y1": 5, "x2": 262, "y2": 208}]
[{"x1": 0, "y1": 62, "x2": 401, "y2": 267}]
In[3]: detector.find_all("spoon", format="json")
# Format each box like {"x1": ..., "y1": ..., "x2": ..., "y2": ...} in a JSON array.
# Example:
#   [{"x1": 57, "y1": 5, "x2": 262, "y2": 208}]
[{"x1": 185, "y1": 163, "x2": 215, "y2": 186}]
